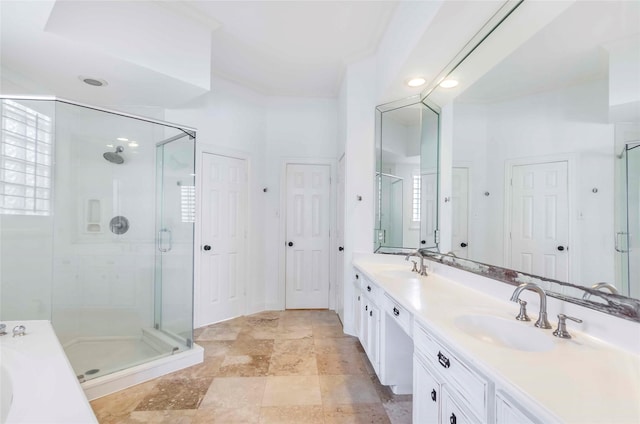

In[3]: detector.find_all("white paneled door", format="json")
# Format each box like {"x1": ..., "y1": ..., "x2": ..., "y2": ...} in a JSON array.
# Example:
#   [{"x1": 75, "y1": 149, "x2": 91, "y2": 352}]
[
  {"x1": 336, "y1": 156, "x2": 345, "y2": 321},
  {"x1": 509, "y1": 161, "x2": 569, "y2": 282},
  {"x1": 199, "y1": 153, "x2": 247, "y2": 326},
  {"x1": 285, "y1": 164, "x2": 331, "y2": 309}
]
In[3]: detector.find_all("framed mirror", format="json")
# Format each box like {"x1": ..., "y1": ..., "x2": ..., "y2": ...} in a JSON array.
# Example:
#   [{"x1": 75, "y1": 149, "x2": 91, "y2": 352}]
[
  {"x1": 422, "y1": 0, "x2": 640, "y2": 320},
  {"x1": 375, "y1": 97, "x2": 440, "y2": 252}
]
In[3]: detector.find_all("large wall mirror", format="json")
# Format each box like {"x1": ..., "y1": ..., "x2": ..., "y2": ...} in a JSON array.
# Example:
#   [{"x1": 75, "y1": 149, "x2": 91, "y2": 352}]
[
  {"x1": 424, "y1": 0, "x2": 640, "y2": 320},
  {"x1": 375, "y1": 98, "x2": 440, "y2": 252}
]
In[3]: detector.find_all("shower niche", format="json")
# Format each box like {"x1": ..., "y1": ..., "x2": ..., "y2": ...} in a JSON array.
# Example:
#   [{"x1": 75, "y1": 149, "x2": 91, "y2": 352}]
[{"x1": 0, "y1": 97, "x2": 199, "y2": 397}]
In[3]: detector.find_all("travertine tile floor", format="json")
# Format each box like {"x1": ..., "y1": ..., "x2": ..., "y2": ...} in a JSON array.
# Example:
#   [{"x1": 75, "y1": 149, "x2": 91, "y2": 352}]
[{"x1": 90, "y1": 310, "x2": 412, "y2": 423}]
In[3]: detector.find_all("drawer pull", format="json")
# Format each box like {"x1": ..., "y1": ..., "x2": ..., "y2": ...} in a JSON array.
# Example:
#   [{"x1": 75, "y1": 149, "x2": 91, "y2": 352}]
[
  {"x1": 365, "y1": 305, "x2": 368, "y2": 311},
  {"x1": 367, "y1": 285, "x2": 372, "y2": 292},
  {"x1": 393, "y1": 307, "x2": 400, "y2": 316},
  {"x1": 438, "y1": 351, "x2": 450, "y2": 369},
  {"x1": 450, "y1": 413, "x2": 457, "y2": 424},
  {"x1": 369, "y1": 310, "x2": 373, "y2": 317},
  {"x1": 431, "y1": 389, "x2": 437, "y2": 402}
]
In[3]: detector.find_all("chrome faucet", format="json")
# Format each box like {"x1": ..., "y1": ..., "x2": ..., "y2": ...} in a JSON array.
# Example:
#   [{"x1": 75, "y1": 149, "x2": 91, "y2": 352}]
[
  {"x1": 0, "y1": 323, "x2": 6, "y2": 336},
  {"x1": 582, "y1": 282, "x2": 619, "y2": 300},
  {"x1": 510, "y1": 283, "x2": 551, "y2": 329},
  {"x1": 405, "y1": 250, "x2": 428, "y2": 276}
]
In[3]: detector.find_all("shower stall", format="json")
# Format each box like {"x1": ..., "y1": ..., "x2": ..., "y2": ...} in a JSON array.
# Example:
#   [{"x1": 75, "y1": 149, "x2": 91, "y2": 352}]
[
  {"x1": 617, "y1": 139, "x2": 640, "y2": 299},
  {"x1": 0, "y1": 97, "x2": 197, "y2": 394}
]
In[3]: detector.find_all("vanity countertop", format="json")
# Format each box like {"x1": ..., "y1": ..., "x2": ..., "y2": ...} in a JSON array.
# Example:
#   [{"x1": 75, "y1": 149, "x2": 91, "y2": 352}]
[{"x1": 353, "y1": 256, "x2": 640, "y2": 424}]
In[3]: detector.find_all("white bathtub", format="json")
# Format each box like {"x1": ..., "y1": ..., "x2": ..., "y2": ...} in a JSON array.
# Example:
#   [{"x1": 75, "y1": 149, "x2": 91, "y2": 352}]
[{"x1": 0, "y1": 321, "x2": 97, "y2": 424}]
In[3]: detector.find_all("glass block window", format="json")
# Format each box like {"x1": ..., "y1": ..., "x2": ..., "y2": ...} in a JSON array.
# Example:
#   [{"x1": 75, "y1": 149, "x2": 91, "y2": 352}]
[
  {"x1": 0, "y1": 100, "x2": 53, "y2": 216},
  {"x1": 412, "y1": 174, "x2": 421, "y2": 222},
  {"x1": 181, "y1": 184, "x2": 195, "y2": 223}
]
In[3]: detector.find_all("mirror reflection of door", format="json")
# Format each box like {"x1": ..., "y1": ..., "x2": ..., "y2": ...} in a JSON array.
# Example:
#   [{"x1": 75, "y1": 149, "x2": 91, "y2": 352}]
[
  {"x1": 508, "y1": 161, "x2": 569, "y2": 282},
  {"x1": 452, "y1": 167, "x2": 469, "y2": 258}
]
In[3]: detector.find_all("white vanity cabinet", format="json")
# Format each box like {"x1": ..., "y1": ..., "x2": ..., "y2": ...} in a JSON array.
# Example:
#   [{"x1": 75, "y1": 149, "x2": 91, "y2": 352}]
[
  {"x1": 413, "y1": 320, "x2": 491, "y2": 424},
  {"x1": 495, "y1": 391, "x2": 541, "y2": 424}
]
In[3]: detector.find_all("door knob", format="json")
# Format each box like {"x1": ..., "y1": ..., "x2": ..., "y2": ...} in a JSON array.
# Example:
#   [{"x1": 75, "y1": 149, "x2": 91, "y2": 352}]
[
  {"x1": 203, "y1": 245, "x2": 211, "y2": 251},
  {"x1": 338, "y1": 246, "x2": 344, "y2": 251},
  {"x1": 460, "y1": 242, "x2": 468, "y2": 248},
  {"x1": 557, "y1": 245, "x2": 565, "y2": 251},
  {"x1": 288, "y1": 241, "x2": 294, "y2": 247}
]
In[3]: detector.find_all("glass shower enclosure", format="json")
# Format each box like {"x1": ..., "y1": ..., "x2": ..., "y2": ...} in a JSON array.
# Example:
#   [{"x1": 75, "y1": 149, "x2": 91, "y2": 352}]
[{"x1": 0, "y1": 97, "x2": 195, "y2": 382}]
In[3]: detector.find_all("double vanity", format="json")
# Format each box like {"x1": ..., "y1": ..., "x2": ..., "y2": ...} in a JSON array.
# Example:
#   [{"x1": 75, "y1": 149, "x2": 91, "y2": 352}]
[{"x1": 351, "y1": 254, "x2": 640, "y2": 424}]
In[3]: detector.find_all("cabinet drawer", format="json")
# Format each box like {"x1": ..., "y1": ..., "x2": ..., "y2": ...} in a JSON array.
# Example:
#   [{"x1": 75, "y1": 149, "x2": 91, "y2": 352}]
[
  {"x1": 414, "y1": 323, "x2": 489, "y2": 421},
  {"x1": 360, "y1": 277, "x2": 379, "y2": 302},
  {"x1": 383, "y1": 292, "x2": 412, "y2": 335},
  {"x1": 442, "y1": 386, "x2": 481, "y2": 424}
]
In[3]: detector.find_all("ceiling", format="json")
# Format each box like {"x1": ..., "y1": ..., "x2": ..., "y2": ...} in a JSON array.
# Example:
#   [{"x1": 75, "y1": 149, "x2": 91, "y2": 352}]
[{"x1": 0, "y1": 0, "x2": 398, "y2": 106}]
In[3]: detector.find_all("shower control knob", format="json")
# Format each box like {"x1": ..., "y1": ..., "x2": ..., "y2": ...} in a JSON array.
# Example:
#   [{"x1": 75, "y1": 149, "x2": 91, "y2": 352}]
[{"x1": 203, "y1": 245, "x2": 211, "y2": 251}]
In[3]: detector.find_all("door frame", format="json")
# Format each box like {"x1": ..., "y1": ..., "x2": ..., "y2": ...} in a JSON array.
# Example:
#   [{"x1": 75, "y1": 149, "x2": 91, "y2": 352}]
[
  {"x1": 452, "y1": 161, "x2": 472, "y2": 257},
  {"x1": 194, "y1": 144, "x2": 251, "y2": 328},
  {"x1": 503, "y1": 153, "x2": 577, "y2": 284},
  {"x1": 278, "y1": 157, "x2": 336, "y2": 310}
]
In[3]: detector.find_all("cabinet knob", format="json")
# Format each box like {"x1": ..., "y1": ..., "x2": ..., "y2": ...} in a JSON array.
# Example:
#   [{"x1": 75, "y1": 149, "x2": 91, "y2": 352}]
[
  {"x1": 557, "y1": 245, "x2": 565, "y2": 251},
  {"x1": 393, "y1": 307, "x2": 400, "y2": 317},
  {"x1": 367, "y1": 285, "x2": 372, "y2": 292},
  {"x1": 431, "y1": 389, "x2": 437, "y2": 402},
  {"x1": 460, "y1": 242, "x2": 468, "y2": 248},
  {"x1": 338, "y1": 246, "x2": 344, "y2": 251},
  {"x1": 288, "y1": 241, "x2": 294, "y2": 247},
  {"x1": 421, "y1": 240, "x2": 426, "y2": 245},
  {"x1": 365, "y1": 305, "x2": 368, "y2": 311},
  {"x1": 369, "y1": 310, "x2": 373, "y2": 317},
  {"x1": 203, "y1": 245, "x2": 211, "y2": 251},
  {"x1": 450, "y1": 413, "x2": 457, "y2": 424},
  {"x1": 355, "y1": 274, "x2": 359, "y2": 279}
]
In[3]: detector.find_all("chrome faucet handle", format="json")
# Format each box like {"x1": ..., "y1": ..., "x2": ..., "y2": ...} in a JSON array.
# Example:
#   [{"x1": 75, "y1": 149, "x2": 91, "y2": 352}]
[
  {"x1": 411, "y1": 260, "x2": 418, "y2": 272},
  {"x1": 515, "y1": 299, "x2": 530, "y2": 321},
  {"x1": 553, "y1": 314, "x2": 582, "y2": 339},
  {"x1": 12, "y1": 324, "x2": 26, "y2": 337},
  {"x1": 0, "y1": 323, "x2": 6, "y2": 336}
]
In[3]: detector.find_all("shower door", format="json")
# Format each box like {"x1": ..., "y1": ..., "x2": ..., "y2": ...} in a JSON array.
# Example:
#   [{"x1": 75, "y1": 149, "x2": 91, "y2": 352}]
[
  {"x1": 624, "y1": 145, "x2": 640, "y2": 299},
  {"x1": 154, "y1": 132, "x2": 195, "y2": 347}
]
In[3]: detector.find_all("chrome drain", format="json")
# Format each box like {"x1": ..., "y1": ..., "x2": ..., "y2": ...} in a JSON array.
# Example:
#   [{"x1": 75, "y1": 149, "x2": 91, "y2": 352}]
[{"x1": 85, "y1": 369, "x2": 100, "y2": 375}]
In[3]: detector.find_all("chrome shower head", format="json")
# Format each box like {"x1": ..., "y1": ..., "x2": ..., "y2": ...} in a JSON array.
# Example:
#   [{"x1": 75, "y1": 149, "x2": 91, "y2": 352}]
[{"x1": 103, "y1": 146, "x2": 124, "y2": 164}]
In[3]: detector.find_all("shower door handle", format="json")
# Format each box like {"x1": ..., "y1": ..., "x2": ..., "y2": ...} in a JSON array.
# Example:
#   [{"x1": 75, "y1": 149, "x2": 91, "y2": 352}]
[
  {"x1": 615, "y1": 232, "x2": 629, "y2": 253},
  {"x1": 158, "y1": 229, "x2": 172, "y2": 253}
]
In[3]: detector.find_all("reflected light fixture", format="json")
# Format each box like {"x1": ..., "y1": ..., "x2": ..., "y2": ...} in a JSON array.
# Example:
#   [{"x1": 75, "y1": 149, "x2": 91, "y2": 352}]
[
  {"x1": 439, "y1": 79, "x2": 459, "y2": 89},
  {"x1": 406, "y1": 77, "x2": 426, "y2": 87},
  {"x1": 128, "y1": 141, "x2": 139, "y2": 147},
  {"x1": 117, "y1": 137, "x2": 129, "y2": 142}
]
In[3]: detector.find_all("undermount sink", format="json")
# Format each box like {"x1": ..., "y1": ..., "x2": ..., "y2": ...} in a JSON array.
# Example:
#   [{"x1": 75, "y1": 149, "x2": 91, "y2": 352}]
[{"x1": 454, "y1": 314, "x2": 555, "y2": 352}]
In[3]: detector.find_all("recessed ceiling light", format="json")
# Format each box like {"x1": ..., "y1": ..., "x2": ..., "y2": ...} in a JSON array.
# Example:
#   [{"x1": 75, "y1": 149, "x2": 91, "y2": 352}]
[
  {"x1": 128, "y1": 141, "x2": 139, "y2": 147},
  {"x1": 78, "y1": 76, "x2": 108, "y2": 87},
  {"x1": 406, "y1": 77, "x2": 426, "y2": 88},
  {"x1": 117, "y1": 137, "x2": 129, "y2": 142},
  {"x1": 439, "y1": 79, "x2": 459, "y2": 89}
]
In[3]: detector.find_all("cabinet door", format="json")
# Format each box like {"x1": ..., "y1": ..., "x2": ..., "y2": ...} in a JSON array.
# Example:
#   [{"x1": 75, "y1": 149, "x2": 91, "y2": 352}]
[
  {"x1": 496, "y1": 393, "x2": 537, "y2": 424},
  {"x1": 368, "y1": 303, "x2": 380, "y2": 371},
  {"x1": 353, "y1": 287, "x2": 361, "y2": 338},
  {"x1": 414, "y1": 355, "x2": 440, "y2": 424},
  {"x1": 360, "y1": 300, "x2": 369, "y2": 353},
  {"x1": 442, "y1": 386, "x2": 480, "y2": 424}
]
